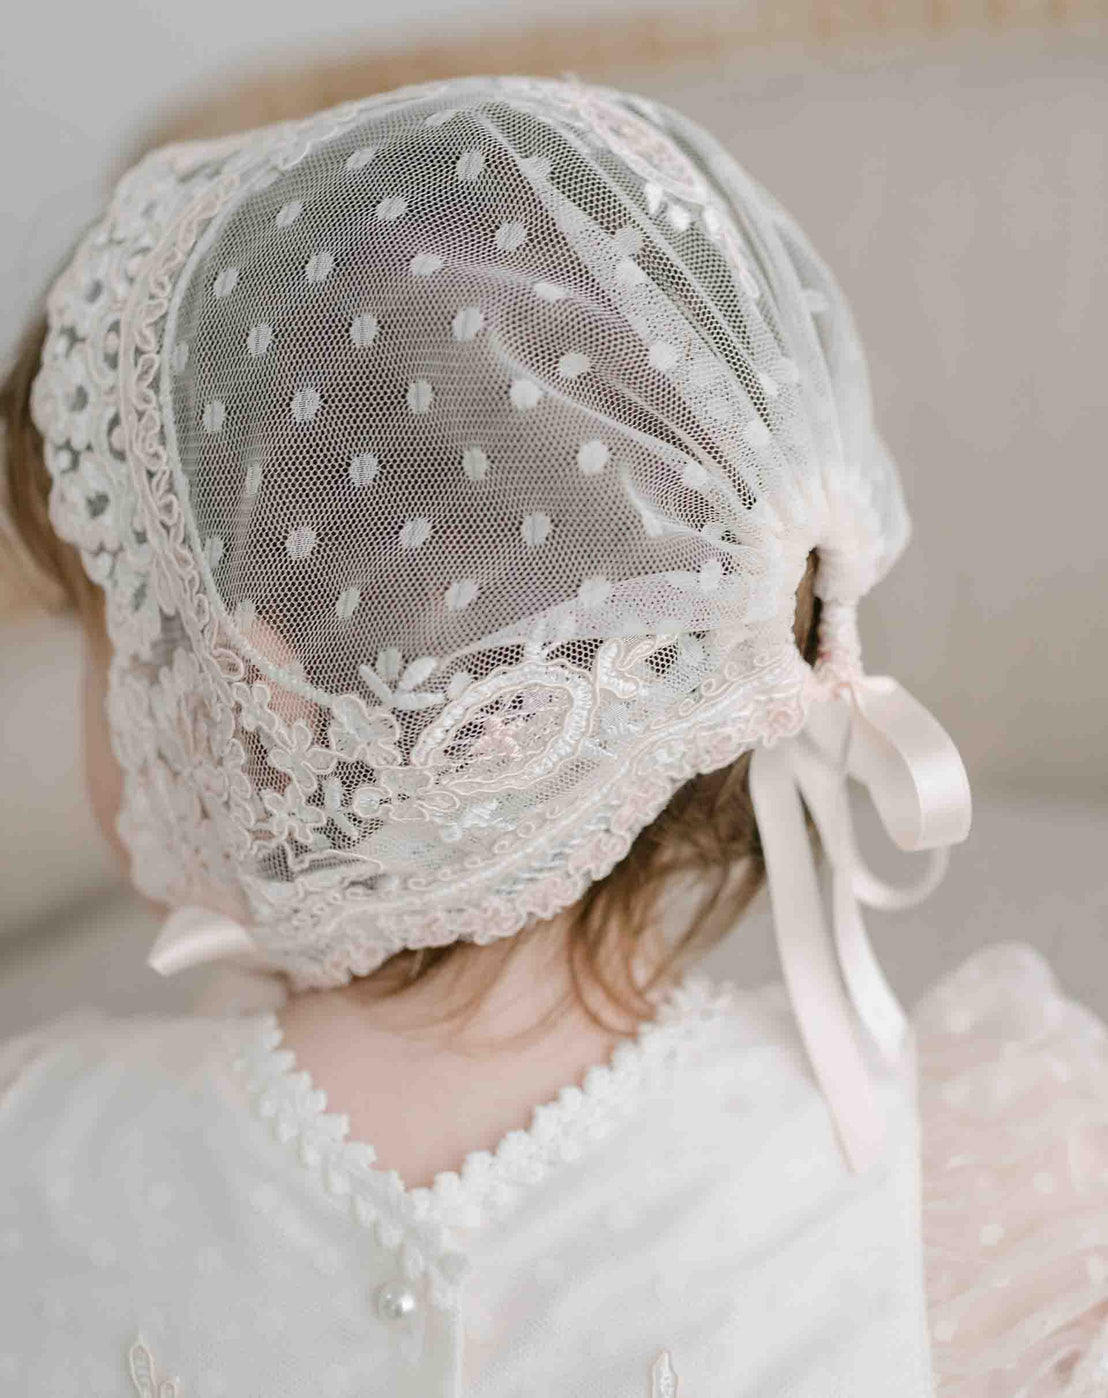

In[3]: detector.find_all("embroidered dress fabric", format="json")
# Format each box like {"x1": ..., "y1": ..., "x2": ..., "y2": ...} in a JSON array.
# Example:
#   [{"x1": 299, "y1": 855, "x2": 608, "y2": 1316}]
[
  {"x1": 28, "y1": 73, "x2": 912, "y2": 991},
  {"x1": 2, "y1": 944, "x2": 1107, "y2": 1394}
]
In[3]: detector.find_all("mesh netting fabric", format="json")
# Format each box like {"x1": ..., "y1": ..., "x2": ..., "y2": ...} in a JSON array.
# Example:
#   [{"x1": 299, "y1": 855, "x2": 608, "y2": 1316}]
[{"x1": 31, "y1": 74, "x2": 910, "y2": 987}]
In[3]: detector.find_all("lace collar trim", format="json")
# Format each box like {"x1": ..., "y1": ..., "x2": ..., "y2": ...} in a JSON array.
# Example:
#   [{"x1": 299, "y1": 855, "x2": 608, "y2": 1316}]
[{"x1": 224, "y1": 972, "x2": 739, "y2": 1309}]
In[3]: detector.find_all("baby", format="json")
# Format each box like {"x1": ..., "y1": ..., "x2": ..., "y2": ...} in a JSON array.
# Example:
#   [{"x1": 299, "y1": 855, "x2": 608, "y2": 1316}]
[{"x1": 2, "y1": 73, "x2": 1105, "y2": 1397}]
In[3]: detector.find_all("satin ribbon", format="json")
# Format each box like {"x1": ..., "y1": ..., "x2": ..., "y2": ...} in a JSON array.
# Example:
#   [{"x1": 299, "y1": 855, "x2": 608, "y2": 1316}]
[
  {"x1": 749, "y1": 672, "x2": 972, "y2": 1174},
  {"x1": 147, "y1": 905, "x2": 265, "y2": 976}
]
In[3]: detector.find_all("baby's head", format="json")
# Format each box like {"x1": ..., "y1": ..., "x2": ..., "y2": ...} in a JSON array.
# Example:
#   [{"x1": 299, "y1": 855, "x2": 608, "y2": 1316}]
[{"x1": 4, "y1": 75, "x2": 907, "y2": 1025}]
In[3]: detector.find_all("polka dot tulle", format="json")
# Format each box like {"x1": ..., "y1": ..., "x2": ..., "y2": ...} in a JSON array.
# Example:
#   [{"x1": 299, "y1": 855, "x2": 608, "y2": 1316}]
[
  {"x1": 304, "y1": 250, "x2": 334, "y2": 283},
  {"x1": 247, "y1": 322, "x2": 273, "y2": 357},
  {"x1": 212, "y1": 266, "x2": 239, "y2": 299},
  {"x1": 509, "y1": 378, "x2": 542, "y2": 410},
  {"x1": 916, "y1": 944, "x2": 1108, "y2": 1396}
]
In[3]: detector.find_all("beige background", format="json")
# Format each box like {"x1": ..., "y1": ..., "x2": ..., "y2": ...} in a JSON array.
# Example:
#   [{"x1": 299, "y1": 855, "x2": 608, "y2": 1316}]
[{"x1": 2, "y1": 3, "x2": 1105, "y2": 1029}]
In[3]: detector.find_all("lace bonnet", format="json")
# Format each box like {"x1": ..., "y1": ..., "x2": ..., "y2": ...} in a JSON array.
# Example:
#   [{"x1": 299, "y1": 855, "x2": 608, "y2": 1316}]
[{"x1": 31, "y1": 73, "x2": 971, "y2": 1171}]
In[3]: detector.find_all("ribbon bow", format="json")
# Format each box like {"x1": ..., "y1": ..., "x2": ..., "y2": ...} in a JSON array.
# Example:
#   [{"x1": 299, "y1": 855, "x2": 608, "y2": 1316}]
[
  {"x1": 148, "y1": 905, "x2": 264, "y2": 977},
  {"x1": 748, "y1": 647, "x2": 972, "y2": 1174}
]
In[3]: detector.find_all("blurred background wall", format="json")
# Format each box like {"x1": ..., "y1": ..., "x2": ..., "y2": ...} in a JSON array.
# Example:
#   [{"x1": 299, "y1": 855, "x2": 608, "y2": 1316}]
[{"x1": 2, "y1": 0, "x2": 1106, "y2": 1032}]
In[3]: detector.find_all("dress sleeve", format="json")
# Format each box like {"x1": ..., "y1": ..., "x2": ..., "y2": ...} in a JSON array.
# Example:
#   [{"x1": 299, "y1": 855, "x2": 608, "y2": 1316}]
[{"x1": 914, "y1": 942, "x2": 1108, "y2": 1397}]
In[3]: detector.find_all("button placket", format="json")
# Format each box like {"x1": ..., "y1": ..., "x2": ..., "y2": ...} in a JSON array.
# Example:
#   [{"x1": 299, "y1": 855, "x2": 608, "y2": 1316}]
[{"x1": 373, "y1": 1273, "x2": 434, "y2": 1367}]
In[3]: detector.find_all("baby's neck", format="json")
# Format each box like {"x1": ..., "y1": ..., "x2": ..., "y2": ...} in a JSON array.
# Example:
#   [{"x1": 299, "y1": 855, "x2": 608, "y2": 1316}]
[{"x1": 273, "y1": 922, "x2": 674, "y2": 1192}]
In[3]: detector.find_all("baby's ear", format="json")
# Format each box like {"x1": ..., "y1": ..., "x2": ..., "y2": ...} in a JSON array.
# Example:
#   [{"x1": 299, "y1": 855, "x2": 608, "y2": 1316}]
[{"x1": 239, "y1": 612, "x2": 322, "y2": 734}]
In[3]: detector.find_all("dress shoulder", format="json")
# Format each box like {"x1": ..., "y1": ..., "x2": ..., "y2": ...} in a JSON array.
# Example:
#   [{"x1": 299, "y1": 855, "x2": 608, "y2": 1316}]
[
  {"x1": 0, "y1": 1006, "x2": 113, "y2": 1100},
  {"x1": 913, "y1": 942, "x2": 1108, "y2": 1396},
  {"x1": 0, "y1": 1006, "x2": 242, "y2": 1179}
]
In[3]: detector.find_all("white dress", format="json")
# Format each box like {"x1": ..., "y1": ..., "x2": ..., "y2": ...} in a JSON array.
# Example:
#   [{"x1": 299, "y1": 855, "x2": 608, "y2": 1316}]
[{"x1": 0, "y1": 941, "x2": 1104, "y2": 1397}]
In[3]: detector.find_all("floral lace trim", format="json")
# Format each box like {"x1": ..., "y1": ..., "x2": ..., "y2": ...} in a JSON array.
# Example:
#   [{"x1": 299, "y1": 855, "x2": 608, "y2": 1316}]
[
  {"x1": 226, "y1": 973, "x2": 739, "y2": 1311},
  {"x1": 273, "y1": 644, "x2": 820, "y2": 990}
]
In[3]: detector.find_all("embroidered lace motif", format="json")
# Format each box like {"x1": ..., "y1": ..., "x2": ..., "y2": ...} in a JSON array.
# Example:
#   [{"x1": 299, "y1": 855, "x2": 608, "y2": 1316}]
[
  {"x1": 650, "y1": 1349, "x2": 684, "y2": 1397},
  {"x1": 128, "y1": 1340, "x2": 179, "y2": 1397}
]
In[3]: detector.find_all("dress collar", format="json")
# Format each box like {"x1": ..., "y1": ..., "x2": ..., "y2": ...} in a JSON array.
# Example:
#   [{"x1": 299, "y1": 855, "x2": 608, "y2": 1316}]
[{"x1": 223, "y1": 972, "x2": 739, "y2": 1310}]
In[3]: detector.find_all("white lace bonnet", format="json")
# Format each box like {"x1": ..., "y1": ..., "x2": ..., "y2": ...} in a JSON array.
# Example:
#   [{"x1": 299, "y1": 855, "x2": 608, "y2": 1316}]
[{"x1": 31, "y1": 73, "x2": 970, "y2": 1171}]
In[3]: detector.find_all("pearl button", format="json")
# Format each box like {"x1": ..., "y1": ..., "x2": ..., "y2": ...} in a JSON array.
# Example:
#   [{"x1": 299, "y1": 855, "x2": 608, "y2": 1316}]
[{"x1": 375, "y1": 1280, "x2": 418, "y2": 1322}]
